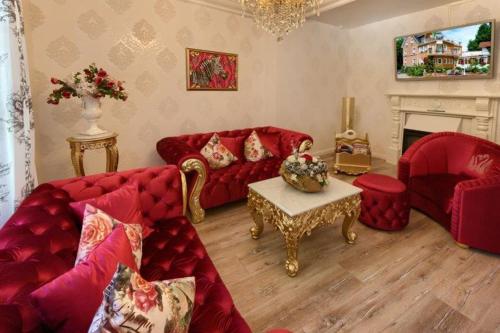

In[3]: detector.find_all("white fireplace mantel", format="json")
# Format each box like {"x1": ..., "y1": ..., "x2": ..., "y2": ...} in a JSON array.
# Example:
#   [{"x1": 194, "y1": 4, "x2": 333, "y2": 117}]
[{"x1": 385, "y1": 92, "x2": 499, "y2": 164}]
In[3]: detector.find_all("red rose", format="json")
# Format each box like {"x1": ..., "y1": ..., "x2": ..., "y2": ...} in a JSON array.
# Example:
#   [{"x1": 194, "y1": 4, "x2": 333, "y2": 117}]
[
  {"x1": 62, "y1": 91, "x2": 71, "y2": 98},
  {"x1": 50, "y1": 77, "x2": 59, "y2": 84},
  {"x1": 107, "y1": 81, "x2": 114, "y2": 88},
  {"x1": 302, "y1": 154, "x2": 313, "y2": 162},
  {"x1": 95, "y1": 77, "x2": 103, "y2": 85},
  {"x1": 97, "y1": 69, "x2": 107, "y2": 77}
]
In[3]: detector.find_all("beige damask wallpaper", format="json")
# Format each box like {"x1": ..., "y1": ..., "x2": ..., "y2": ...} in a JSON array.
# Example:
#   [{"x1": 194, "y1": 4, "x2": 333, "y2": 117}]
[
  {"x1": 24, "y1": 0, "x2": 346, "y2": 182},
  {"x1": 346, "y1": 0, "x2": 500, "y2": 159}
]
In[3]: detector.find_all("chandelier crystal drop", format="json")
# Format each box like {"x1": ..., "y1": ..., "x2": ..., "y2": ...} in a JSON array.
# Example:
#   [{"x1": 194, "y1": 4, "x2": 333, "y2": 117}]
[{"x1": 240, "y1": 0, "x2": 323, "y2": 41}]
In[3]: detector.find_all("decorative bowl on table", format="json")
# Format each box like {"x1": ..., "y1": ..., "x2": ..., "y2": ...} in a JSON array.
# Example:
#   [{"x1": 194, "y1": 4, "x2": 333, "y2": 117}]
[{"x1": 279, "y1": 151, "x2": 329, "y2": 193}]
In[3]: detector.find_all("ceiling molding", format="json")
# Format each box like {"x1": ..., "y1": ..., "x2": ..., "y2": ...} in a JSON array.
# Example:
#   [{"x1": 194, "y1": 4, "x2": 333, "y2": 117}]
[{"x1": 180, "y1": 0, "x2": 357, "y2": 18}]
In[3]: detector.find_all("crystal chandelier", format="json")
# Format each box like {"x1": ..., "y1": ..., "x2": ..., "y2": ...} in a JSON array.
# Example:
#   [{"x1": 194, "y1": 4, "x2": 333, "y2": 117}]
[{"x1": 240, "y1": 0, "x2": 323, "y2": 40}]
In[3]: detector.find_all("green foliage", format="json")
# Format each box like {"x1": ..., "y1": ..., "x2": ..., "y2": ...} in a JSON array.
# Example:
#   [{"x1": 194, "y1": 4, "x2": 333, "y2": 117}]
[
  {"x1": 434, "y1": 66, "x2": 446, "y2": 73},
  {"x1": 424, "y1": 56, "x2": 435, "y2": 73},
  {"x1": 405, "y1": 65, "x2": 425, "y2": 77},
  {"x1": 467, "y1": 23, "x2": 492, "y2": 51}
]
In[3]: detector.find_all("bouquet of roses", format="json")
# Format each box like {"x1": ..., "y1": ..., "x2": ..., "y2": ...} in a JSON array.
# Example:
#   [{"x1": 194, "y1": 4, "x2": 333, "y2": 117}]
[
  {"x1": 283, "y1": 149, "x2": 329, "y2": 186},
  {"x1": 47, "y1": 63, "x2": 127, "y2": 105}
]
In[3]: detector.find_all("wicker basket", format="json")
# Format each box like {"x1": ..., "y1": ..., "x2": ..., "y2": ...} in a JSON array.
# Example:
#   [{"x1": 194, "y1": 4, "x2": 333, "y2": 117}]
[{"x1": 279, "y1": 163, "x2": 326, "y2": 193}]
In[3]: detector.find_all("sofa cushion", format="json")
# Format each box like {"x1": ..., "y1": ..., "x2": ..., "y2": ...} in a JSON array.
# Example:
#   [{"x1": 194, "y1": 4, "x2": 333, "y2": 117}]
[
  {"x1": 220, "y1": 135, "x2": 246, "y2": 161},
  {"x1": 258, "y1": 131, "x2": 281, "y2": 158},
  {"x1": 201, "y1": 133, "x2": 238, "y2": 169},
  {"x1": 463, "y1": 144, "x2": 500, "y2": 178},
  {"x1": 30, "y1": 226, "x2": 137, "y2": 333},
  {"x1": 200, "y1": 157, "x2": 282, "y2": 209},
  {"x1": 89, "y1": 264, "x2": 195, "y2": 333},
  {"x1": 140, "y1": 217, "x2": 251, "y2": 333},
  {"x1": 409, "y1": 174, "x2": 471, "y2": 215},
  {"x1": 0, "y1": 184, "x2": 80, "y2": 332},
  {"x1": 244, "y1": 130, "x2": 273, "y2": 162},
  {"x1": 69, "y1": 183, "x2": 144, "y2": 227}
]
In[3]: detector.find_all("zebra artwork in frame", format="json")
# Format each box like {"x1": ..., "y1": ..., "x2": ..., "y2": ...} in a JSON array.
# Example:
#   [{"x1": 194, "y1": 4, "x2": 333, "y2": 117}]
[{"x1": 186, "y1": 48, "x2": 238, "y2": 90}]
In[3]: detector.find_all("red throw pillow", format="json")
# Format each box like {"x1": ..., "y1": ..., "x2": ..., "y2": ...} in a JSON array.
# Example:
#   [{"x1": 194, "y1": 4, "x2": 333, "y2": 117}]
[
  {"x1": 30, "y1": 225, "x2": 137, "y2": 333},
  {"x1": 70, "y1": 183, "x2": 144, "y2": 226},
  {"x1": 258, "y1": 132, "x2": 281, "y2": 158},
  {"x1": 463, "y1": 144, "x2": 500, "y2": 178},
  {"x1": 220, "y1": 135, "x2": 246, "y2": 161}
]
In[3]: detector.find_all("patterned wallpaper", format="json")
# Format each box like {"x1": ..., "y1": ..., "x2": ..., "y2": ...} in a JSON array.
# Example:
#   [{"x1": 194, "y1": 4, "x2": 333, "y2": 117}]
[
  {"x1": 23, "y1": 0, "x2": 346, "y2": 182},
  {"x1": 346, "y1": 0, "x2": 500, "y2": 159}
]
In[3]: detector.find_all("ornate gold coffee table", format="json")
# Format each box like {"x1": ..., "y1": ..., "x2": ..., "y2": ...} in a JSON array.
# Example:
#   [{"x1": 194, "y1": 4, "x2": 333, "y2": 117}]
[{"x1": 247, "y1": 176, "x2": 362, "y2": 277}]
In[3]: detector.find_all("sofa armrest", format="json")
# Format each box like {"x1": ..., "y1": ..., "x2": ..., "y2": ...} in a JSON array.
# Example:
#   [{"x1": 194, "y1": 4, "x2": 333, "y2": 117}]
[
  {"x1": 156, "y1": 137, "x2": 209, "y2": 170},
  {"x1": 50, "y1": 165, "x2": 188, "y2": 224},
  {"x1": 268, "y1": 126, "x2": 313, "y2": 156},
  {"x1": 451, "y1": 175, "x2": 500, "y2": 252},
  {"x1": 180, "y1": 159, "x2": 207, "y2": 224}
]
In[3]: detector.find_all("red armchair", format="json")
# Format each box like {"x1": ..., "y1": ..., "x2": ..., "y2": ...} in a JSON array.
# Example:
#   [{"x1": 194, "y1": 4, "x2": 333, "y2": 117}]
[
  {"x1": 0, "y1": 166, "x2": 251, "y2": 332},
  {"x1": 157, "y1": 126, "x2": 313, "y2": 223},
  {"x1": 398, "y1": 132, "x2": 500, "y2": 253}
]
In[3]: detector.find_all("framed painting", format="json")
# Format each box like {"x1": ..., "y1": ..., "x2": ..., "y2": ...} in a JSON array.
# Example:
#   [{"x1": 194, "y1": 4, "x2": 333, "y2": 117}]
[{"x1": 186, "y1": 48, "x2": 238, "y2": 90}]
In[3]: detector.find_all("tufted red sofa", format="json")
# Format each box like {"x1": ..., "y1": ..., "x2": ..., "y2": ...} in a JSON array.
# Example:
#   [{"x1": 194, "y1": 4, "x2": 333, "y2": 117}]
[
  {"x1": 0, "y1": 165, "x2": 251, "y2": 333},
  {"x1": 398, "y1": 132, "x2": 500, "y2": 253},
  {"x1": 157, "y1": 126, "x2": 313, "y2": 222}
]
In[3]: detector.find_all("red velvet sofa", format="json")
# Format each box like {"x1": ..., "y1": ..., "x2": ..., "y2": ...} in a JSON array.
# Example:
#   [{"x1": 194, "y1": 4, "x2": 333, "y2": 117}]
[
  {"x1": 0, "y1": 166, "x2": 251, "y2": 333},
  {"x1": 398, "y1": 132, "x2": 500, "y2": 253},
  {"x1": 157, "y1": 126, "x2": 313, "y2": 223}
]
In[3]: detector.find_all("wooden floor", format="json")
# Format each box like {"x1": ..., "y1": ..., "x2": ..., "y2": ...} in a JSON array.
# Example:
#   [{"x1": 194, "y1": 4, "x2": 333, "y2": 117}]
[{"x1": 194, "y1": 159, "x2": 500, "y2": 333}]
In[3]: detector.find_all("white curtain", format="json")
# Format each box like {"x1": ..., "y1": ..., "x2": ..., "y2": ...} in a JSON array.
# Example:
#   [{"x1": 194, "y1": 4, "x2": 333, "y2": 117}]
[{"x1": 0, "y1": 0, "x2": 36, "y2": 226}]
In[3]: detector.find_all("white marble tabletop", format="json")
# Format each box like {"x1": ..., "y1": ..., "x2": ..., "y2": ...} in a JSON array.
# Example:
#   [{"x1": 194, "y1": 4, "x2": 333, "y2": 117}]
[{"x1": 248, "y1": 176, "x2": 362, "y2": 217}]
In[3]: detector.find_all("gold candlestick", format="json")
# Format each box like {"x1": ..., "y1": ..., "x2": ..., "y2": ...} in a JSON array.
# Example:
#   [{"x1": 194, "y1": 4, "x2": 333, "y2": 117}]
[{"x1": 341, "y1": 97, "x2": 355, "y2": 132}]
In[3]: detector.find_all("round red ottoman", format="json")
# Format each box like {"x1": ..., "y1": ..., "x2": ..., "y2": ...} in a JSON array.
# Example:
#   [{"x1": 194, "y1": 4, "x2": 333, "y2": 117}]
[{"x1": 353, "y1": 173, "x2": 410, "y2": 231}]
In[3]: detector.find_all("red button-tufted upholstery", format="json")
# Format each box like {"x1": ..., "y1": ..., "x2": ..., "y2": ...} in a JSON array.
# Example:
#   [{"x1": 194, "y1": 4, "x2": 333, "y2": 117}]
[
  {"x1": 157, "y1": 126, "x2": 313, "y2": 210},
  {"x1": 353, "y1": 173, "x2": 410, "y2": 231},
  {"x1": 0, "y1": 166, "x2": 251, "y2": 332},
  {"x1": 399, "y1": 132, "x2": 500, "y2": 253}
]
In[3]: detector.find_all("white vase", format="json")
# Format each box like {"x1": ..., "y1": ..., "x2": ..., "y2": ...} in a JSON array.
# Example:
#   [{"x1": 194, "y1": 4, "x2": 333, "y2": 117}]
[{"x1": 79, "y1": 95, "x2": 109, "y2": 137}]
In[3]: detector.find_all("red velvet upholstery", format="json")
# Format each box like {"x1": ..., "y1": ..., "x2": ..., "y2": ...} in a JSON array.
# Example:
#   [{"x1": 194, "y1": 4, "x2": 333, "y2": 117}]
[
  {"x1": 157, "y1": 126, "x2": 313, "y2": 209},
  {"x1": 398, "y1": 132, "x2": 500, "y2": 253},
  {"x1": 0, "y1": 166, "x2": 251, "y2": 333},
  {"x1": 353, "y1": 173, "x2": 410, "y2": 231}
]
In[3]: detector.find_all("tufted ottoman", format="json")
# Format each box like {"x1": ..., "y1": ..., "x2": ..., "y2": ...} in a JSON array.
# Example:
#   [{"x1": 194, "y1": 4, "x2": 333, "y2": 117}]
[{"x1": 353, "y1": 173, "x2": 410, "y2": 231}]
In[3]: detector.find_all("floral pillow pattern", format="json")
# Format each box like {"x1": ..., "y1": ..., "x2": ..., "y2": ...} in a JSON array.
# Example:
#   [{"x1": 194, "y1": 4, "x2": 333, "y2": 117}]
[
  {"x1": 75, "y1": 204, "x2": 143, "y2": 269},
  {"x1": 88, "y1": 264, "x2": 195, "y2": 333},
  {"x1": 200, "y1": 133, "x2": 238, "y2": 169},
  {"x1": 244, "y1": 130, "x2": 273, "y2": 162}
]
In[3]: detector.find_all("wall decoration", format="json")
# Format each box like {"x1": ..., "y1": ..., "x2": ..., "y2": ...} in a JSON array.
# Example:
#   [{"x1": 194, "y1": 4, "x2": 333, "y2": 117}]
[
  {"x1": 395, "y1": 20, "x2": 495, "y2": 80},
  {"x1": 186, "y1": 48, "x2": 238, "y2": 90}
]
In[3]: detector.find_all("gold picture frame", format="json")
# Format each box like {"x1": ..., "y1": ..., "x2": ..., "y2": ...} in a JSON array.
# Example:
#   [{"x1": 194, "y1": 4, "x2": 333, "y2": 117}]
[
  {"x1": 394, "y1": 19, "x2": 495, "y2": 81},
  {"x1": 186, "y1": 48, "x2": 238, "y2": 91}
]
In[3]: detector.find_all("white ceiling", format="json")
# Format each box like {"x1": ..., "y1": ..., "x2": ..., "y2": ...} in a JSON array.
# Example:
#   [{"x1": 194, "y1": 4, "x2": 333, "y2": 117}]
[
  {"x1": 313, "y1": 0, "x2": 460, "y2": 28},
  {"x1": 186, "y1": 0, "x2": 461, "y2": 28}
]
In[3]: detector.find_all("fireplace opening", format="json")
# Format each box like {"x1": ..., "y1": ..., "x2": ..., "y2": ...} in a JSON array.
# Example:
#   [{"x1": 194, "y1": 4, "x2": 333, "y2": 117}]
[{"x1": 402, "y1": 129, "x2": 431, "y2": 153}]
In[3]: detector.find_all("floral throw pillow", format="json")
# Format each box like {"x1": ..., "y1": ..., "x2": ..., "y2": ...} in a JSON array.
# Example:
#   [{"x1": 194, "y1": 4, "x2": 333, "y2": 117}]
[
  {"x1": 75, "y1": 204, "x2": 142, "y2": 269},
  {"x1": 244, "y1": 130, "x2": 273, "y2": 162},
  {"x1": 88, "y1": 264, "x2": 195, "y2": 333},
  {"x1": 200, "y1": 133, "x2": 238, "y2": 169}
]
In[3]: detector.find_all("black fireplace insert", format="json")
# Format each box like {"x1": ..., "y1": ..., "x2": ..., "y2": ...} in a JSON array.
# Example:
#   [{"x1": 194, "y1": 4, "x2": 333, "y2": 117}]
[{"x1": 402, "y1": 129, "x2": 431, "y2": 153}]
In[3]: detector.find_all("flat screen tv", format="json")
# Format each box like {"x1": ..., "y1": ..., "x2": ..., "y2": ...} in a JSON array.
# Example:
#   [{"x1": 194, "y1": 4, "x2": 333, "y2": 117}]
[{"x1": 395, "y1": 20, "x2": 495, "y2": 80}]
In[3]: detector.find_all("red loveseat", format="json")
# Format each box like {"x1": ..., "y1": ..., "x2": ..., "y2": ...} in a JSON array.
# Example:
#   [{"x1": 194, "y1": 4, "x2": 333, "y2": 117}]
[
  {"x1": 398, "y1": 132, "x2": 500, "y2": 253},
  {"x1": 0, "y1": 166, "x2": 251, "y2": 333},
  {"x1": 157, "y1": 126, "x2": 313, "y2": 223}
]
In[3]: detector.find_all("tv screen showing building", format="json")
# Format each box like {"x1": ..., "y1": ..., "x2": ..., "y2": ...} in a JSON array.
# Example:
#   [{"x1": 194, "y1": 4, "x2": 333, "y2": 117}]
[{"x1": 395, "y1": 20, "x2": 495, "y2": 80}]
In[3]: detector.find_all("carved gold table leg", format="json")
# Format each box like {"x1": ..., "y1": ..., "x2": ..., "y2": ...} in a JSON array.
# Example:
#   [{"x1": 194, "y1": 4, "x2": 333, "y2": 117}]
[
  {"x1": 284, "y1": 235, "x2": 300, "y2": 277},
  {"x1": 250, "y1": 209, "x2": 264, "y2": 240},
  {"x1": 70, "y1": 143, "x2": 85, "y2": 177},
  {"x1": 342, "y1": 201, "x2": 360, "y2": 245},
  {"x1": 106, "y1": 145, "x2": 119, "y2": 172}
]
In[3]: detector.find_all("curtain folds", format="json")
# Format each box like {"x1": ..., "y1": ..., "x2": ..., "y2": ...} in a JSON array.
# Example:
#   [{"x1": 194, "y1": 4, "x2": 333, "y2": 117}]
[{"x1": 0, "y1": 0, "x2": 36, "y2": 225}]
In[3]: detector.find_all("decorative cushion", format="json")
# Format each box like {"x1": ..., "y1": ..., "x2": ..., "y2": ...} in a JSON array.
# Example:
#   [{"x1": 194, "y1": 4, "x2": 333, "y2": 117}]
[
  {"x1": 220, "y1": 135, "x2": 246, "y2": 161},
  {"x1": 89, "y1": 264, "x2": 195, "y2": 333},
  {"x1": 463, "y1": 144, "x2": 500, "y2": 178},
  {"x1": 258, "y1": 131, "x2": 281, "y2": 158},
  {"x1": 69, "y1": 183, "x2": 144, "y2": 227},
  {"x1": 200, "y1": 133, "x2": 238, "y2": 169},
  {"x1": 75, "y1": 205, "x2": 142, "y2": 268},
  {"x1": 30, "y1": 226, "x2": 138, "y2": 333},
  {"x1": 244, "y1": 130, "x2": 273, "y2": 162}
]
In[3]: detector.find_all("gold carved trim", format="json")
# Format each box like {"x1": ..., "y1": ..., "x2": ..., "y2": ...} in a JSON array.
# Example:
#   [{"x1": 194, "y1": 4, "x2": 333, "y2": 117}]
[
  {"x1": 181, "y1": 158, "x2": 207, "y2": 223},
  {"x1": 179, "y1": 170, "x2": 188, "y2": 216},
  {"x1": 299, "y1": 139, "x2": 313, "y2": 152},
  {"x1": 247, "y1": 189, "x2": 360, "y2": 277}
]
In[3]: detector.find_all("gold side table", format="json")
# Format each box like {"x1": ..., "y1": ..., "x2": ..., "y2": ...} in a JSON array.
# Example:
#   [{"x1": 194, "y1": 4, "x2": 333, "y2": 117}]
[{"x1": 67, "y1": 133, "x2": 119, "y2": 177}]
